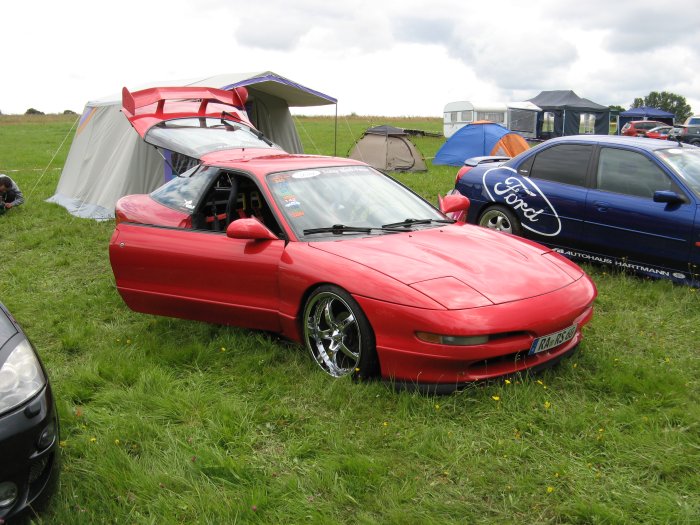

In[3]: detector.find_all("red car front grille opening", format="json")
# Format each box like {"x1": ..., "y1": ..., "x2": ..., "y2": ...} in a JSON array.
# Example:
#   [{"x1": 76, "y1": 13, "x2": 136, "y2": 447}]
[
  {"x1": 468, "y1": 349, "x2": 530, "y2": 373},
  {"x1": 466, "y1": 338, "x2": 574, "y2": 378}
]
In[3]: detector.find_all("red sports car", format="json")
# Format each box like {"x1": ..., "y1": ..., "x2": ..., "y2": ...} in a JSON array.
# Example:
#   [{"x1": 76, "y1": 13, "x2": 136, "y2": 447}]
[{"x1": 109, "y1": 86, "x2": 597, "y2": 391}]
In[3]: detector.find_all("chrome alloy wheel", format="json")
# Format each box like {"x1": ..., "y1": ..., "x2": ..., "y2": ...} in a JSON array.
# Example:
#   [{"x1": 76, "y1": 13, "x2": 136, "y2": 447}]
[
  {"x1": 479, "y1": 208, "x2": 514, "y2": 233},
  {"x1": 303, "y1": 291, "x2": 361, "y2": 377}
]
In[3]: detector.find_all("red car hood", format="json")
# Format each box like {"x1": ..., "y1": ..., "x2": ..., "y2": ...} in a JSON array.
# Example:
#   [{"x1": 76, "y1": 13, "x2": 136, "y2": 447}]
[{"x1": 310, "y1": 225, "x2": 580, "y2": 307}]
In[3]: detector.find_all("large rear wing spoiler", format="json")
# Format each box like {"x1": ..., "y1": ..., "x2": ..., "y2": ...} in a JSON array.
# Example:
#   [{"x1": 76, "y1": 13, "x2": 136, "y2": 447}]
[
  {"x1": 121, "y1": 86, "x2": 252, "y2": 137},
  {"x1": 122, "y1": 86, "x2": 248, "y2": 119}
]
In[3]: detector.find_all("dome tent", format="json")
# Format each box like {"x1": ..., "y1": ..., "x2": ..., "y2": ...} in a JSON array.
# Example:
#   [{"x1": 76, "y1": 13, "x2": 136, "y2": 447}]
[
  {"x1": 433, "y1": 121, "x2": 529, "y2": 166},
  {"x1": 348, "y1": 125, "x2": 427, "y2": 172}
]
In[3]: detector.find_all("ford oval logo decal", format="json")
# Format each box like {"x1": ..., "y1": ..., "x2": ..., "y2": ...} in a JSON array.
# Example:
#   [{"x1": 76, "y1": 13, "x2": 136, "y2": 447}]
[{"x1": 483, "y1": 167, "x2": 562, "y2": 236}]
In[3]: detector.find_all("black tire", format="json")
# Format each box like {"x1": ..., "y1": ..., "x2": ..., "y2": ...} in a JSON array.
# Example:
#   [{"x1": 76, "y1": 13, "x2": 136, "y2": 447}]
[
  {"x1": 302, "y1": 285, "x2": 379, "y2": 380},
  {"x1": 478, "y1": 205, "x2": 522, "y2": 236},
  {"x1": 689, "y1": 139, "x2": 700, "y2": 146}
]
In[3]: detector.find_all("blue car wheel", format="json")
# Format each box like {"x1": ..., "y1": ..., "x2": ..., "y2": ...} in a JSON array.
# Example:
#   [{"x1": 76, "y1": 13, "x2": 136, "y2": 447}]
[{"x1": 478, "y1": 205, "x2": 522, "y2": 235}]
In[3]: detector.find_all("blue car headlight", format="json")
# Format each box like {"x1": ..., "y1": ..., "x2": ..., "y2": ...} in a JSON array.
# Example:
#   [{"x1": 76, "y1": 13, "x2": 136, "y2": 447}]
[{"x1": 0, "y1": 339, "x2": 46, "y2": 416}]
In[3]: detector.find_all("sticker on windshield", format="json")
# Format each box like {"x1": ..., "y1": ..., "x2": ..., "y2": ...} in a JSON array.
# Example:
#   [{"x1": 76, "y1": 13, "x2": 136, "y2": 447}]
[
  {"x1": 483, "y1": 167, "x2": 562, "y2": 236},
  {"x1": 283, "y1": 195, "x2": 305, "y2": 217},
  {"x1": 292, "y1": 170, "x2": 322, "y2": 179}
]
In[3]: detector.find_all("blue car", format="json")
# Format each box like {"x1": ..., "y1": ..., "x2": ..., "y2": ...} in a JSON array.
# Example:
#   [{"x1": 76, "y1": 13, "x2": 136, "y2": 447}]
[{"x1": 452, "y1": 136, "x2": 700, "y2": 286}]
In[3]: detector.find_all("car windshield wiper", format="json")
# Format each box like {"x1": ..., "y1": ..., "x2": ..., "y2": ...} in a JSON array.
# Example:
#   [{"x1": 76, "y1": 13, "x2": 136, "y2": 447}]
[
  {"x1": 381, "y1": 218, "x2": 455, "y2": 228},
  {"x1": 303, "y1": 224, "x2": 403, "y2": 235},
  {"x1": 221, "y1": 112, "x2": 274, "y2": 146}
]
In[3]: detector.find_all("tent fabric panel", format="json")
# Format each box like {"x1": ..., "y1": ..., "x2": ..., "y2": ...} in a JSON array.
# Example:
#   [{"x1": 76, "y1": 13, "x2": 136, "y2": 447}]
[
  {"x1": 433, "y1": 123, "x2": 510, "y2": 166},
  {"x1": 490, "y1": 133, "x2": 529, "y2": 157},
  {"x1": 528, "y1": 90, "x2": 608, "y2": 111},
  {"x1": 221, "y1": 71, "x2": 337, "y2": 106},
  {"x1": 619, "y1": 106, "x2": 674, "y2": 119},
  {"x1": 45, "y1": 194, "x2": 114, "y2": 221},
  {"x1": 386, "y1": 137, "x2": 416, "y2": 170},
  {"x1": 49, "y1": 104, "x2": 164, "y2": 219},
  {"x1": 387, "y1": 137, "x2": 426, "y2": 171},
  {"x1": 365, "y1": 125, "x2": 407, "y2": 136},
  {"x1": 247, "y1": 91, "x2": 303, "y2": 153},
  {"x1": 593, "y1": 112, "x2": 610, "y2": 135},
  {"x1": 563, "y1": 110, "x2": 582, "y2": 136},
  {"x1": 349, "y1": 133, "x2": 390, "y2": 169}
]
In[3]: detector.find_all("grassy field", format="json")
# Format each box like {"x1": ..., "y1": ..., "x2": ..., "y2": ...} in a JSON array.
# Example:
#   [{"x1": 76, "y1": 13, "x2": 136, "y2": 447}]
[{"x1": 0, "y1": 114, "x2": 698, "y2": 524}]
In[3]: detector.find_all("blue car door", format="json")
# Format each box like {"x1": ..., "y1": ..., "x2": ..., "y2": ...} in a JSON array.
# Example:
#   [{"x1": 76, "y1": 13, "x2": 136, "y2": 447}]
[
  {"x1": 582, "y1": 145, "x2": 694, "y2": 274},
  {"x1": 510, "y1": 142, "x2": 594, "y2": 247}
]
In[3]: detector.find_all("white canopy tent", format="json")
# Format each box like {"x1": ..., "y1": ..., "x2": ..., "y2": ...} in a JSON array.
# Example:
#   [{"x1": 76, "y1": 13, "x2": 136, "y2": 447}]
[{"x1": 47, "y1": 71, "x2": 336, "y2": 220}]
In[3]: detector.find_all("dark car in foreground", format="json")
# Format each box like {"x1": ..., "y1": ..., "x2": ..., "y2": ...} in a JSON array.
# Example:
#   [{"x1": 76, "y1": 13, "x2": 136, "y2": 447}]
[
  {"x1": 0, "y1": 302, "x2": 59, "y2": 522},
  {"x1": 451, "y1": 136, "x2": 700, "y2": 286}
]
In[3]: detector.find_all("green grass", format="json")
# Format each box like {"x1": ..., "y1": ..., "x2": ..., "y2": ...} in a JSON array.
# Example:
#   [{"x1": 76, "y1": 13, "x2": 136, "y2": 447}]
[{"x1": 1, "y1": 114, "x2": 699, "y2": 524}]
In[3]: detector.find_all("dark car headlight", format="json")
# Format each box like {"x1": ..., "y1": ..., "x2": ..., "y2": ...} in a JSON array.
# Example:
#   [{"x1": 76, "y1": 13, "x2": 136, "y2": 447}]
[{"x1": 0, "y1": 339, "x2": 46, "y2": 416}]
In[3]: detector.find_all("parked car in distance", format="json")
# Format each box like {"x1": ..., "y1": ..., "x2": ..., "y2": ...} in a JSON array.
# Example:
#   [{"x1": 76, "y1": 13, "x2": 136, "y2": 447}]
[
  {"x1": 0, "y1": 302, "x2": 59, "y2": 522},
  {"x1": 451, "y1": 135, "x2": 700, "y2": 286},
  {"x1": 644, "y1": 125, "x2": 672, "y2": 140},
  {"x1": 668, "y1": 121, "x2": 700, "y2": 145},
  {"x1": 620, "y1": 120, "x2": 667, "y2": 136},
  {"x1": 109, "y1": 86, "x2": 598, "y2": 391}
]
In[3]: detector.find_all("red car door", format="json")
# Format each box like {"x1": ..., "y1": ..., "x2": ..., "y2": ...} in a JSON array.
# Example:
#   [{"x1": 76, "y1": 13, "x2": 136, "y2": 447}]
[{"x1": 110, "y1": 224, "x2": 285, "y2": 331}]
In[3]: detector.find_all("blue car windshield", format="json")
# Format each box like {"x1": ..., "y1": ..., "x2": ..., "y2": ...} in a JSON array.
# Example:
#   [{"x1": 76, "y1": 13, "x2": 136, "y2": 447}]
[
  {"x1": 266, "y1": 165, "x2": 447, "y2": 239},
  {"x1": 656, "y1": 147, "x2": 700, "y2": 197}
]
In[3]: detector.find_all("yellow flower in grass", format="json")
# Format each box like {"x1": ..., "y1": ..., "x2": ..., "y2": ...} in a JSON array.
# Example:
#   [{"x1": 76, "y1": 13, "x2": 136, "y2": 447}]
[
  {"x1": 492, "y1": 395, "x2": 500, "y2": 401},
  {"x1": 90, "y1": 437, "x2": 97, "y2": 443},
  {"x1": 504, "y1": 379, "x2": 511, "y2": 385},
  {"x1": 543, "y1": 401, "x2": 551, "y2": 409},
  {"x1": 546, "y1": 486, "x2": 554, "y2": 494}
]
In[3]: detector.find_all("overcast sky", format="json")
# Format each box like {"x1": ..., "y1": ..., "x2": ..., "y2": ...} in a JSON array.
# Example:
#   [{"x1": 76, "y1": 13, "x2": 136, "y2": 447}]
[{"x1": 2, "y1": 0, "x2": 699, "y2": 117}]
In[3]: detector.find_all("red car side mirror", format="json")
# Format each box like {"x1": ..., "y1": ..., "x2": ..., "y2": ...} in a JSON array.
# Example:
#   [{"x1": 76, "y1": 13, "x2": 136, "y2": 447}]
[
  {"x1": 226, "y1": 218, "x2": 278, "y2": 240},
  {"x1": 438, "y1": 193, "x2": 470, "y2": 223}
]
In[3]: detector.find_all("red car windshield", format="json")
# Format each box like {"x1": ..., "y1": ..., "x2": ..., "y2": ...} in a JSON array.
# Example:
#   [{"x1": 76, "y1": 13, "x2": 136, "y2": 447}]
[{"x1": 266, "y1": 165, "x2": 447, "y2": 239}]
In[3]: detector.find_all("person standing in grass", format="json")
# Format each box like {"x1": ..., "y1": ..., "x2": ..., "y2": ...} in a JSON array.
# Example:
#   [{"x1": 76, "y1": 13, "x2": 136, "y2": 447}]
[{"x1": 0, "y1": 174, "x2": 24, "y2": 214}]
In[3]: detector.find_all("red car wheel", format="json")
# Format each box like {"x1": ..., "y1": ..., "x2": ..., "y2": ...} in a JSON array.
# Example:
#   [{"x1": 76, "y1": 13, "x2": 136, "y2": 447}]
[{"x1": 303, "y1": 285, "x2": 379, "y2": 379}]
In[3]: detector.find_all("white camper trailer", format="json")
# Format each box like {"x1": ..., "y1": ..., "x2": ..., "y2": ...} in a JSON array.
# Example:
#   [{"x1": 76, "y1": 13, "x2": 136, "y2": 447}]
[{"x1": 443, "y1": 101, "x2": 541, "y2": 139}]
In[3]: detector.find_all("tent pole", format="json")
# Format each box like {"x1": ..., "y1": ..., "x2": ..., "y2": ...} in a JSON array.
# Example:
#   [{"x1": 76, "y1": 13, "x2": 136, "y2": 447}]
[
  {"x1": 334, "y1": 104, "x2": 338, "y2": 156},
  {"x1": 562, "y1": 110, "x2": 566, "y2": 136}
]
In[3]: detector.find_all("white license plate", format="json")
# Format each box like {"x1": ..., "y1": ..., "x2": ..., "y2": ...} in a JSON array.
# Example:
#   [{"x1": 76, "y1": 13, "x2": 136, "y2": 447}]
[{"x1": 529, "y1": 325, "x2": 576, "y2": 355}]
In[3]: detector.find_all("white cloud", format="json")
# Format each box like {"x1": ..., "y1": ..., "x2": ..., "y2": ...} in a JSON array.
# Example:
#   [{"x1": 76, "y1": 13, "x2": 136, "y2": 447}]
[{"x1": 1, "y1": 0, "x2": 698, "y2": 117}]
